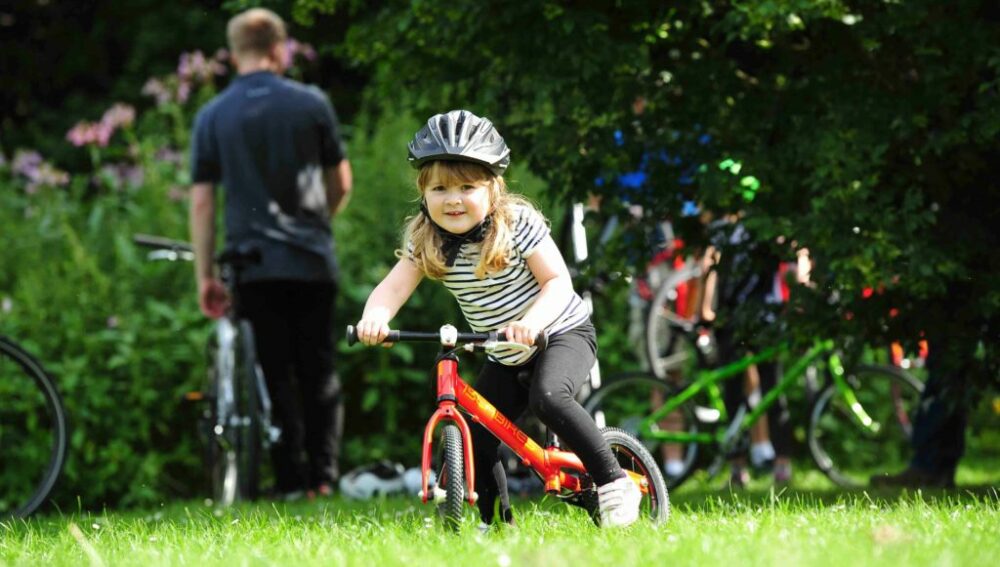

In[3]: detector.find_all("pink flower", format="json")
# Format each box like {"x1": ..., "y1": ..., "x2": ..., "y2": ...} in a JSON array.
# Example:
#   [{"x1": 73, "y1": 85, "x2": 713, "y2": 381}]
[
  {"x1": 176, "y1": 80, "x2": 191, "y2": 104},
  {"x1": 13, "y1": 150, "x2": 69, "y2": 193},
  {"x1": 142, "y1": 78, "x2": 172, "y2": 106},
  {"x1": 12, "y1": 150, "x2": 42, "y2": 177},
  {"x1": 101, "y1": 103, "x2": 135, "y2": 130}
]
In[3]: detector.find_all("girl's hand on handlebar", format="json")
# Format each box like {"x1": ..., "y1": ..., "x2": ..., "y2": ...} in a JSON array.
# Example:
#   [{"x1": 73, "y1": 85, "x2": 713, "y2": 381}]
[
  {"x1": 355, "y1": 318, "x2": 393, "y2": 347},
  {"x1": 502, "y1": 320, "x2": 542, "y2": 347}
]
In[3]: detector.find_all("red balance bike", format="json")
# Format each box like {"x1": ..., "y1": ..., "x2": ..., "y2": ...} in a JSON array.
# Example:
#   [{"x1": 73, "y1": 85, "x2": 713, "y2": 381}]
[{"x1": 346, "y1": 324, "x2": 669, "y2": 531}]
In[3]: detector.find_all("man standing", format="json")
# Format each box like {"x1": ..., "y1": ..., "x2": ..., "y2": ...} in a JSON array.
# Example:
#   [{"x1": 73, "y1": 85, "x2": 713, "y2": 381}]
[{"x1": 189, "y1": 7, "x2": 352, "y2": 499}]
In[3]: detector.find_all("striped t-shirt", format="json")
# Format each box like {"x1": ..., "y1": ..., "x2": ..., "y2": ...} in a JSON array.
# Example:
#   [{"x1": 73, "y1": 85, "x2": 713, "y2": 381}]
[{"x1": 413, "y1": 205, "x2": 590, "y2": 366}]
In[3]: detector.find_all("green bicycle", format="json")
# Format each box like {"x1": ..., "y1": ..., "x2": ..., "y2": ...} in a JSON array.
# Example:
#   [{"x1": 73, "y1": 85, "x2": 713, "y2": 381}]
[{"x1": 585, "y1": 326, "x2": 923, "y2": 489}]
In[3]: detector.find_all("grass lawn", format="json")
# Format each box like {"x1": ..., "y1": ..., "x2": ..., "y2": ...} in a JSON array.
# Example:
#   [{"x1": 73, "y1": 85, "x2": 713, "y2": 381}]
[{"x1": 2, "y1": 459, "x2": 998, "y2": 567}]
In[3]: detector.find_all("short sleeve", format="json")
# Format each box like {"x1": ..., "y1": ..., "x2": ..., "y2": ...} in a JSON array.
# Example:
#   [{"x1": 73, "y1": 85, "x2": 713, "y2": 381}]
[
  {"x1": 313, "y1": 88, "x2": 347, "y2": 167},
  {"x1": 512, "y1": 206, "x2": 550, "y2": 258},
  {"x1": 190, "y1": 106, "x2": 220, "y2": 183}
]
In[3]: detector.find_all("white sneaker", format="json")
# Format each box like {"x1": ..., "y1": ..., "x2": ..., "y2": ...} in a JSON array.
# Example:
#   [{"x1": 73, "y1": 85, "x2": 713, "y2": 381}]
[
  {"x1": 664, "y1": 459, "x2": 685, "y2": 479},
  {"x1": 597, "y1": 475, "x2": 642, "y2": 528}
]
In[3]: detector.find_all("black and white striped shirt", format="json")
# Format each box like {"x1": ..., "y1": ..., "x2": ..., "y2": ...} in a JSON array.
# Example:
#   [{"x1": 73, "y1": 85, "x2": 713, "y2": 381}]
[{"x1": 419, "y1": 205, "x2": 590, "y2": 366}]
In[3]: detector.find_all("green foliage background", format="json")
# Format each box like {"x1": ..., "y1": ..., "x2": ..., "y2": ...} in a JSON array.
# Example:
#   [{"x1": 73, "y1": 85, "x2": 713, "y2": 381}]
[{"x1": 2, "y1": 0, "x2": 998, "y2": 509}]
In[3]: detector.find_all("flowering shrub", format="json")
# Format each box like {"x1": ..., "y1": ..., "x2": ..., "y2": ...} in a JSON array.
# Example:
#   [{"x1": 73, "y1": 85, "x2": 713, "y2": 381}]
[
  {"x1": 7, "y1": 150, "x2": 69, "y2": 194},
  {"x1": 65, "y1": 103, "x2": 136, "y2": 148}
]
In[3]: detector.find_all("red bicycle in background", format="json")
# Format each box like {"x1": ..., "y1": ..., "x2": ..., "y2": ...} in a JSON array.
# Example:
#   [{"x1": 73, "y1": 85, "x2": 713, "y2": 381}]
[{"x1": 346, "y1": 324, "x2": 669, "y2": 531}]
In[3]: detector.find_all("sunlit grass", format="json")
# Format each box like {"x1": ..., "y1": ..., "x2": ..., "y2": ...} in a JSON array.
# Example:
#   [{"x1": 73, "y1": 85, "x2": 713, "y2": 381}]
[{"x1": 3, "y1": 463, "x2": 998, "y2": 567}]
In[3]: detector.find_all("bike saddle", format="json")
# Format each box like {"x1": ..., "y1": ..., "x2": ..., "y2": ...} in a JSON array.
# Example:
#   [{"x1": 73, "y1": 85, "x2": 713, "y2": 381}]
[{"x1": 217, "y1": 244, "x2": 262, "y2": 269}]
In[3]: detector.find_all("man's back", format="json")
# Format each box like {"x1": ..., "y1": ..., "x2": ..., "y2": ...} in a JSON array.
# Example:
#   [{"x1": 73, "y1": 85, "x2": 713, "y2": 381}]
[{"x1": 192, "y1": 71, "x2": 347, "y2": 282}]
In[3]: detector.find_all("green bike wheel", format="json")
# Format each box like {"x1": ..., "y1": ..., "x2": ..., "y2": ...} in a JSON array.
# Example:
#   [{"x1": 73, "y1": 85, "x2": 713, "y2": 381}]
[
  {"x1": 808, "y1": 364, "x2": 923, "y2": 488},
  {"x1": 584, "y1": 373, "x2": 705, "y2": 490}
]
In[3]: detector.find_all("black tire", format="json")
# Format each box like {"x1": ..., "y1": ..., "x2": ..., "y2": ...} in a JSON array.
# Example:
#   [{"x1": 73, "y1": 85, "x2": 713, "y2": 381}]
[
  {"x1": 438, "y1": 424, "x2": 465, "y2": 532},
  {"x1": 645, "y1": 267, "x2": 702, "y2": 380},
  {"x1": 0, "y1": 338, "x2": 69, "y2": 519},
  {"x1": 808, "y1": 364, "x2": 923, "y2": 488},
  {"x1": 602, "y1": 427, "x2": 670, "y2": 525},
  {"x1": 583, "y1": 373, "x2": 702, "y2": 490},
  {"x1": 235, "y1": 321, "x2": 262, "y2": 501}
]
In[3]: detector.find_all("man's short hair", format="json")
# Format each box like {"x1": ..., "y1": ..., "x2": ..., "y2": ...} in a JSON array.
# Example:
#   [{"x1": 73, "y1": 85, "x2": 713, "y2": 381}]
[{"x1": 227, "y1": 8, "x2": 287, "y2": 60}]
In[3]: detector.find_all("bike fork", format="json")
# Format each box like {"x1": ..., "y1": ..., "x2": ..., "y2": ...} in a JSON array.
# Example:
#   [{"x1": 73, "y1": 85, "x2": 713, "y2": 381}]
[{"x1": 419, "y1": 404, "x2": 478, "y2": 505}]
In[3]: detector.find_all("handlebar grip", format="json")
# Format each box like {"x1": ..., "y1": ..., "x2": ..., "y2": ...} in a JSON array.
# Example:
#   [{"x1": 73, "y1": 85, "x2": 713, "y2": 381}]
[
  {"x1": 346, "y1": 325, "x2": 400, "y2": 347},
  {"x1": 496, "y1": 331, "x2": 549, "y2": 350}
]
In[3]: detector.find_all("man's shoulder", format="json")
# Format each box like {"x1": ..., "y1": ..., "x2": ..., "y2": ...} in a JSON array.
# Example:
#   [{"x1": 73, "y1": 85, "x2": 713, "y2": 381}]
[
  {"x1": 194, "y1": 92, "x2": 226, "y2": 124},
  {"x1": 277, "y1": 77, "x2": 331, "y2": 108}
]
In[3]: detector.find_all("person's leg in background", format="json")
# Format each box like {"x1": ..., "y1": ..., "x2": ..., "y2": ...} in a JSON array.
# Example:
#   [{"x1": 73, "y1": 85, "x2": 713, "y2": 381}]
[
  {"x1": 289, "y1": 280, "x2": 342, "y2": 495},
  {"x1": 238, "y1": 281, "x2": 308, "y2": 498},
  {"x1": 756, "y1": 361, "x2": 793, "y2": 484},
  {"x1": 873, "y1": 339, "x2": 971, "y2": 488}
]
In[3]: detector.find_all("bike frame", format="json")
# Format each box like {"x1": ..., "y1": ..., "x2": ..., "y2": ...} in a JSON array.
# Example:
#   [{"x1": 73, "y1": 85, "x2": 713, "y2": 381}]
[
  {"x1": 419, "y1": 353, "x2": 649, "y2": 505},
  {"x1": 637, "y1": 338, "x2": 881, "y2": 445}
]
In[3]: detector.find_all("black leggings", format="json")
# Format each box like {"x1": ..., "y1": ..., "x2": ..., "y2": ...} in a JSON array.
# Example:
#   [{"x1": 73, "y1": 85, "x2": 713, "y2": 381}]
[{"x1": 468, "y1": 320, "x2": 623, "y2": 524}]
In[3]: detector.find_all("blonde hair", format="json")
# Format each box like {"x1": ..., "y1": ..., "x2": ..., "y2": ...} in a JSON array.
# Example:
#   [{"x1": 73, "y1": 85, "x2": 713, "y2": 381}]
[
  {"x1": 227, "y1": 8, "x2": 287, "y2": 61},
  {"x1": 397, "y1": 161, "x2": 542, "y2": 280}
]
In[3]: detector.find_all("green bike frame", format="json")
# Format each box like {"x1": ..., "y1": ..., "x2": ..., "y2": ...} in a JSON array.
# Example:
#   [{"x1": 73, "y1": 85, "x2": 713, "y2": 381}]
[{"x1": 637, "y1": 339, "x2": 882, "y2": 444}]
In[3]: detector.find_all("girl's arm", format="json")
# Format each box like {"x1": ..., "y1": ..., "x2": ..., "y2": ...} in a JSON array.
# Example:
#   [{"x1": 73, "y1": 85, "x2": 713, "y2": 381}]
[
  {"x1": 505, "y1": 235, "x2": 576, "y2": 346},
  {"x1": 356, "y1": 258, "x2": 424, "y2": 345}
]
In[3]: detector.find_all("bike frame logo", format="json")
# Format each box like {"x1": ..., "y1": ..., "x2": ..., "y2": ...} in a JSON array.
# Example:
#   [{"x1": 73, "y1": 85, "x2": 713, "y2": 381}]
[{"x1": 458, "y1": 381, "x2": 529, "y2": 445}]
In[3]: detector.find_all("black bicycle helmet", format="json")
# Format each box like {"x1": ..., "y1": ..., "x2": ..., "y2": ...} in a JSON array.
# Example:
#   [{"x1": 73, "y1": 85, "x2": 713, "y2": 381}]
[{"x1": 407, "y1": 110, "x2": 511, "y2": 175}]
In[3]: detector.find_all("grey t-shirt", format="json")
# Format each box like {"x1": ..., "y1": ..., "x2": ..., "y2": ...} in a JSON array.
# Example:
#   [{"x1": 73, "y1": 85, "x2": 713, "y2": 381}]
[{"x1": 191, "y1": 71, "x2": 346, "y2": 283}]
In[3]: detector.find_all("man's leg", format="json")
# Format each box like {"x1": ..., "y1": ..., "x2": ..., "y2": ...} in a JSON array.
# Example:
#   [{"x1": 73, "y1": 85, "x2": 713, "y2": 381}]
[
  {"x1": 238, "y1": 281, "x2": 307, "y2": 495},
  {"x1": 872, "y1": 340, "x2": 971, "y2": 488},
  {"x1": 289, "y1": 280, "x2": 341, "y2": 491},
  {"x1": 908, "y1": 345, "x2": 969, "y2": 481}
]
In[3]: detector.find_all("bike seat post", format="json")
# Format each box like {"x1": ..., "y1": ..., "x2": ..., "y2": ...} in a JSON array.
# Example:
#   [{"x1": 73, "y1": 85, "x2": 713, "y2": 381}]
[{"x1": 545, "y1": 429, "x2": 561, "y2": 450}]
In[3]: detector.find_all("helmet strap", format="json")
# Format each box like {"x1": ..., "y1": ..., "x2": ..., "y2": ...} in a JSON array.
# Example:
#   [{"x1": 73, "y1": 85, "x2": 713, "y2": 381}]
[{"x1": 420, "y1": 200, "x2": 492, "y2": 267}]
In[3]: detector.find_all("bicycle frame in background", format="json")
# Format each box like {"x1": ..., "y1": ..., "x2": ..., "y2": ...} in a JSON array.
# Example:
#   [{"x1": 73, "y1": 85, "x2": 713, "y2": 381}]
[
  {"x1": 133, "y1": 234, "x2": 279, "y2": 505},
  {"x1": 587, "y1": 330, "x2": 923, "y2": 488}
]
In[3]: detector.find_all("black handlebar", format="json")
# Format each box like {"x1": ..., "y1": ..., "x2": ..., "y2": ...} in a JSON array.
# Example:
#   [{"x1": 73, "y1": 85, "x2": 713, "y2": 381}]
[{"x1": 345, "y1": 325, "x2": 548, "y2": 351}]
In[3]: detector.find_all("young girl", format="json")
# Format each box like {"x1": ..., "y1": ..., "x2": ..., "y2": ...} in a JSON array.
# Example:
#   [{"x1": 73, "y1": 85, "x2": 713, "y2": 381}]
[{"x1": 355, "y1": 110, "x2": 641, "y2": 528}]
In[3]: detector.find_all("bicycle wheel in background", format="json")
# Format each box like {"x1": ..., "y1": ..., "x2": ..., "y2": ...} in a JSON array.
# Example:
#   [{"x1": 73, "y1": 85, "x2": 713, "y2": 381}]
[
  {"x1": 235, "y1": 320, "x2": 262, "y2": 501},
  {"x1": 584, "y1": 373, "x2": 703, "y2": 489},
  {"x1": 601, "y1": 427, "x2": 670, "y2": 525},
  {"x1": 0, "y1": 337, "x2": 68, "y2": 518},
  {"x1": 645, "y1": 269, "x2": 701, "y2": 381},
  {"x1": 808, "y1": 364, "x2": 923, "y2": 487},
  {"x1": 437, "y1": 424, "x2": 465, "y2": 532},
  {"x1": 207, "y1": 323, "x2": 239, "y2": 507}
]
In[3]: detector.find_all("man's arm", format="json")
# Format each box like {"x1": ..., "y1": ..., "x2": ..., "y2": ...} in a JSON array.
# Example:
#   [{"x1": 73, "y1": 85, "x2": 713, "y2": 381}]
[
  {"x1": 189, "y1": 182, "x2": 227, "y2": 318},
  {"x1": 325, "y1": 159, "x2": 353, "y2": 216}
]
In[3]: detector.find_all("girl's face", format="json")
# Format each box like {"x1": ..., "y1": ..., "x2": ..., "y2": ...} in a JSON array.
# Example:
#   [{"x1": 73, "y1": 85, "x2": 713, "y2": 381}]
[{"x1": 422, "y1": 163, "x2": 492, "y2": 234}]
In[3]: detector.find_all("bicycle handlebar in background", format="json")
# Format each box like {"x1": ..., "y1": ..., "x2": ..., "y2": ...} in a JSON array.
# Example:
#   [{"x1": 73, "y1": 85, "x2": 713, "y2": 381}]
[
  {"x1": 133, "y1": 234, "x2": 261, "y2": 269},
  {"x1": 345, "y1": 325, "x2": 548, "y2": 350},
  {"x1": 133, "y1": 233, "x2": 194, "y2": 253}
]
